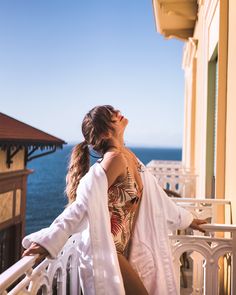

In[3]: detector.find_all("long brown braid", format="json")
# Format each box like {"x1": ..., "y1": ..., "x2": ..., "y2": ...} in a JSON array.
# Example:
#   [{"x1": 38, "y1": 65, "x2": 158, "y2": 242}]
[{"x1": 66, "y1": 105, "x2": 118, "y2": 204}]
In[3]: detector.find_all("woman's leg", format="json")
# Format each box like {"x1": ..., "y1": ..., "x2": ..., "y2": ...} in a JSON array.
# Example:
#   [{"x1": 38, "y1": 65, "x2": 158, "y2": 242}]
[{"x1": 117, "y1": 253, "x2": 148, "y2": 295}]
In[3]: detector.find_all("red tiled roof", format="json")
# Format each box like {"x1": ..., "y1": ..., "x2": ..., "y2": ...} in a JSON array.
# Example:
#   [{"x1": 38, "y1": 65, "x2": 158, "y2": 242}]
[{"x1": 0, "y1": 112, "x2": 66, "y2": 148}]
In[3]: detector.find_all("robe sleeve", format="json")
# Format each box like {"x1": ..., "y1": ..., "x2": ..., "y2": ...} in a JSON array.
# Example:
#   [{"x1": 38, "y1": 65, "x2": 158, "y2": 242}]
[
  {"x1": 140, "y1": 163, "x2": 194, "y2": 232},
  {"x1": 157, "y1": 183, "x2": 193, "y2": 230},
  {"x1": 22, "y1": 194, "x2": 87, "y2": 259}
]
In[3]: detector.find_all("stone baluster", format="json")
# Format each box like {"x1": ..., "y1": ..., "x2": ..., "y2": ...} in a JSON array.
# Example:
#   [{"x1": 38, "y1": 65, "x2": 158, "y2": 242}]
[
  {"x1": 203, "y1": 257, "x2": 219, "y2": 295},
  {"x1": 190, "y1": 251, "x2": 204, "y2": 294}
]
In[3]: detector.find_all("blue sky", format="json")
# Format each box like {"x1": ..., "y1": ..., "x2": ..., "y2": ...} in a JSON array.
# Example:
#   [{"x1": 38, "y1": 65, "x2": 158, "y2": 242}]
[{"x1": 0, "y1": 1, "x2": 185, "y2": 147}]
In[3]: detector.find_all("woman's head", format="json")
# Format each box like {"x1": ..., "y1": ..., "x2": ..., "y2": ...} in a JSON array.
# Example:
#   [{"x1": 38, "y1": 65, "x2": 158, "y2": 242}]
[
  {"x1": 82, "y1": 105, "x2": 128, "y2": 153},
  {"x1": 66, "y1": 105, "x2": 127, "y2": 203}
]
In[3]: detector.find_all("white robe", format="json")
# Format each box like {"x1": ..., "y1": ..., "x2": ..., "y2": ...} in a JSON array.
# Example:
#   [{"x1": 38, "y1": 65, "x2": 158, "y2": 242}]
[{"x1": 22, "y1": 162, "x2": 193, "y2": 295}]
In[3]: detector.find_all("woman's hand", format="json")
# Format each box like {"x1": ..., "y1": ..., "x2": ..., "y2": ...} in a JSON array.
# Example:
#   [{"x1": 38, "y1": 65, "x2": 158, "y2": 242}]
[
  {"x1": 189, "y1": 219, "x2": 208, "y2": 233},
  {"x1": 22, "y1": 242, "x2": 49, "y2": 264}
]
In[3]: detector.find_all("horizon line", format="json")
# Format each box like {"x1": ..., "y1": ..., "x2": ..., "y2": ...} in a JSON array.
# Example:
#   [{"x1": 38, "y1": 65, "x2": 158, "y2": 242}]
[{"x1": 64, "y1": 142, "x2": 182, "y2": 149}]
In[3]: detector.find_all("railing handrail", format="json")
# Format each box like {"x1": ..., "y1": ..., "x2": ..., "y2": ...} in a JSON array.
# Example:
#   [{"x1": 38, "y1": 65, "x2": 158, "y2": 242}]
[
  {"x1": 170, "y1": 198, "x2": 231, "y2": 205},
  {"x1": 147, "y1": 160, "x2": 182, "y2": 165},
  {"x1": 147, "y1": 170, "x2": 197, "y2": 176},
  {"x1": 0, "y1": 255, "x2": 37, "y2": 293},
  {"x1": 8, "y1": 259, "x2": 50, "y2": 295},
  {"x1": 169, "y1": 234, "x2": 232, "y2": 243},
  {"x1": 201, "y1": 223, "x2": 236, "y2": 232}
]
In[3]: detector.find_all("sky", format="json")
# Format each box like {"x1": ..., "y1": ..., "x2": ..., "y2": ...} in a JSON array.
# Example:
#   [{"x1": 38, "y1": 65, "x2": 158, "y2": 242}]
[{"x1": 0, "y1": 0, "x2": 185, "y2": 148}]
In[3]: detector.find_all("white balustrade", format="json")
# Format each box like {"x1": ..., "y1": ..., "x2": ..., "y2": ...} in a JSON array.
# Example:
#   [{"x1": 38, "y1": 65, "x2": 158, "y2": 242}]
[
  {"x1": 0, "y1": 233, "x2": 81, "y2": 295},
  {"x1": 170, "y1": 224, "x2": 236, "y2": 295},
  {"x1": 146, "y1": 160, "x2": 197, "y2": 198},
  {"x1": 147, "y1": 160, "x2": 183, "y2": 170},
  {"x1": 170, "y1": 198, "x2": 234, "y2": 295}
]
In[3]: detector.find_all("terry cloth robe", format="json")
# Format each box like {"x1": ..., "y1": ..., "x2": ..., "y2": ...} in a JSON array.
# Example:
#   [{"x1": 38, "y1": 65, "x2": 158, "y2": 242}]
[{"x1": 22, "y1": 162, "x2": 193, "y2": 295}]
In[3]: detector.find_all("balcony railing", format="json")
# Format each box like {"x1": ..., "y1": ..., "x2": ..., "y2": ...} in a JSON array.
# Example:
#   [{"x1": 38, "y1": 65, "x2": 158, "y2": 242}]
[
  {"x1": 0, "y1": 233, "x2": 82, "y2": 295},
  {"x1": 169, "y1": 198, "x2": 234, "y2": 295},
  {"x1": 146, "y1": 160, "x2": 197, "y2": 198},
  {"x1": 171, "y1": 224, "x2": 236, "y2": 295},
  {"x1": 0, "y1": 199, "x2": 235, "y2": 295}
]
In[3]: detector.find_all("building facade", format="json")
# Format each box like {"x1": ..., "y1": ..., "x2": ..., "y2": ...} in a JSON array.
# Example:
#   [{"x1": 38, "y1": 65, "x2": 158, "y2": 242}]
[
  {"x1": 153, "y1": 0, "x2": 236, "y2": 225},
  {"x1": 0, "y1": 113, "x2": 66, "y2": 273}
]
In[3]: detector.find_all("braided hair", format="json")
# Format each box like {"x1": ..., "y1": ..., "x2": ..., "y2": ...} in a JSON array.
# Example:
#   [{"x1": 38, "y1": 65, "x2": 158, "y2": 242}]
[{"x1": 65, "y1": 105, "x2": 118, "y2": 203}]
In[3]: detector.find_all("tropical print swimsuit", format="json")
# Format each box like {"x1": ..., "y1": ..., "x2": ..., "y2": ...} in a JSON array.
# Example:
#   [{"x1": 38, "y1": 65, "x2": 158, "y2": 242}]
[{"x1": 108, "y1": 167, "x2": 143, "y2": 255}]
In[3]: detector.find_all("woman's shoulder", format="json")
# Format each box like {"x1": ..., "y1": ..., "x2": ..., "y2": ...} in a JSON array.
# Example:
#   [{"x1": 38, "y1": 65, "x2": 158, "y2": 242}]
[
  {"x1": 102, "y1": 151, "x2": 127, "y2": 167},
  {"x1": 100, "y1": 151, "x2": 127, "y2": 186}
]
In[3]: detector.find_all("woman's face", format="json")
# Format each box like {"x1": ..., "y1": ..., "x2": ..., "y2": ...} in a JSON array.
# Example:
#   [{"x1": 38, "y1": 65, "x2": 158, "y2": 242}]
[{"x1": 111, "y1": 110, "x2": 128, "y2": 137}]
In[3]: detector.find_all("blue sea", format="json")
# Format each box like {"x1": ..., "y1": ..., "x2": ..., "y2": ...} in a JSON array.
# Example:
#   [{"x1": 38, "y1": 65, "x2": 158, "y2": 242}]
[{"x1": 26, "y1": 145, "x2": 181, "y2": 234}]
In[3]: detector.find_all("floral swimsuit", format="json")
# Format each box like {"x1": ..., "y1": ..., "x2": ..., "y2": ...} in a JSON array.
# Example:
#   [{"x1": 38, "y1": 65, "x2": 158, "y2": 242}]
[{"x1": 108, "y1": 167, "x2": 143, "y2": 255}]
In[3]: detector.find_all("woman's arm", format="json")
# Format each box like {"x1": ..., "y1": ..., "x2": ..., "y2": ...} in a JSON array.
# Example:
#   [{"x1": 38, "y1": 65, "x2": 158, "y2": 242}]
[
  {"x1": 22, "y1": 200, "x2": 87, "y2": 259},
  {"x1": 22, "y1": 163, "x2": 109, "y2": 260}
]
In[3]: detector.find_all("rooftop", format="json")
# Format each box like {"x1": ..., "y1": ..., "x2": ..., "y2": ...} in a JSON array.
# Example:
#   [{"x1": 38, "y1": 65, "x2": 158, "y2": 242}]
[{"x1": 0, "y1": 112, "x2": 66, "y2": 149}]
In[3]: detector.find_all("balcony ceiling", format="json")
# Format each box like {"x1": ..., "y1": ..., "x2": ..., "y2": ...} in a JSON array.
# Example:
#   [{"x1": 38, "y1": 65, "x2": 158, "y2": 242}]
[{"x1": 152, "y1": 0, "x2": 198, "y2": 40}]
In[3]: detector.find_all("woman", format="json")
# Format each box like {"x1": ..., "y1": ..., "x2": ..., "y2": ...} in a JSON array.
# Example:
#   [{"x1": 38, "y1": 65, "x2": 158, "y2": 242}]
[{"x1": 23, "y1": 105, "x2": 206, "y2": 295}]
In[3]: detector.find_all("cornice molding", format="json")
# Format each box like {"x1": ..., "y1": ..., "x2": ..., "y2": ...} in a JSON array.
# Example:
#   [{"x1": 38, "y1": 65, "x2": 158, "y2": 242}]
[{"x1": 152, "y1": 0, "x2": 198, "y2": 40}]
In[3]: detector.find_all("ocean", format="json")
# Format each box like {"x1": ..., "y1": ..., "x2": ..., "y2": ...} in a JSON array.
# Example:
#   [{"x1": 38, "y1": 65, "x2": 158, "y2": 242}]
[{"x1": 26, "y1": 145, "x2": 181, "y2": 234}]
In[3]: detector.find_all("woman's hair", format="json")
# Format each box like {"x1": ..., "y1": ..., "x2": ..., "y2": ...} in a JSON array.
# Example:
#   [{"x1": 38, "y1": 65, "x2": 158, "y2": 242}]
[{"x1": 66, "y1": 105, "x2": 118, "y2": 204}]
